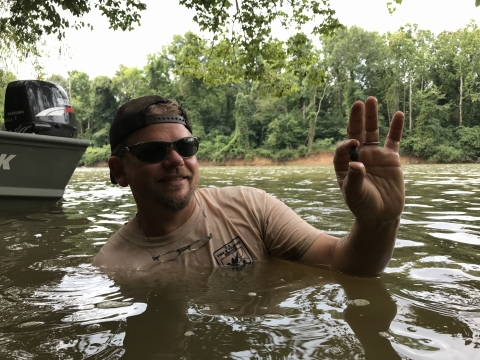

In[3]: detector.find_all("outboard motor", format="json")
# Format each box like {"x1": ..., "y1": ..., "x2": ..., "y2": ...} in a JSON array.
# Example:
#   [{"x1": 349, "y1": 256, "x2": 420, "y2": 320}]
[{"x1": 4, "y1": 80, "x2": 77, "y2": 138}]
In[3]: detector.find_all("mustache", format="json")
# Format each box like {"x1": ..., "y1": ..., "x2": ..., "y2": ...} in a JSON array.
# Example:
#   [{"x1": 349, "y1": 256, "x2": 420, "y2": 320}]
[{"x1": 155, "y1": 168, "x2": 193, "y2": 181}]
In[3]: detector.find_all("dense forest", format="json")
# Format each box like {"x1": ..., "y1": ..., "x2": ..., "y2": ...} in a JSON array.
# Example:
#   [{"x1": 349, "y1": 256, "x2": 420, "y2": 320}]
[{"x1": 1, "y1": 22, "x2": 480, "y2": 165}]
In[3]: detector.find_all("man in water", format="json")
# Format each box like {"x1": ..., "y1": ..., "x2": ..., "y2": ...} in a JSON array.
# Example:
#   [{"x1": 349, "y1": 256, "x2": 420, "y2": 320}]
[{"x1": 94, "y1": 95, "x2": 404, "y2": 276}]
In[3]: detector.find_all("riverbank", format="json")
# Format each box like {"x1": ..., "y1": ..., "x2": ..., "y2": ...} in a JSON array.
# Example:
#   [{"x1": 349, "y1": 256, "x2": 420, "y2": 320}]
[
  {"x1": 88, "y1": 151, "x2": 429, "y2": 167},
  {"x1": 199, "y1": 152, "x2": 429, "y2": 166}
]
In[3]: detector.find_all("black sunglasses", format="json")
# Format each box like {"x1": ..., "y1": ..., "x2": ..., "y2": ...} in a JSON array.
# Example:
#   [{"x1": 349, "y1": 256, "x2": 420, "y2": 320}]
[{"x1": 119, "y1": 137, "x2": 199, "y2": 163}]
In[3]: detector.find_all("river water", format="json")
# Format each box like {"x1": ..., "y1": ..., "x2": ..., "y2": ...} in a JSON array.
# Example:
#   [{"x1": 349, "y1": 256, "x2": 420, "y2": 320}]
[{"x1": 0, "y1": 164, "x2": 479, "y2": 359}]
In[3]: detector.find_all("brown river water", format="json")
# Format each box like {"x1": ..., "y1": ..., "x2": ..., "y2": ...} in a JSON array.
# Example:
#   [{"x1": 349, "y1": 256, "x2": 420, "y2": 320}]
[{"x1": 0, "y1": 164, "x2": 479, "y2": 359}]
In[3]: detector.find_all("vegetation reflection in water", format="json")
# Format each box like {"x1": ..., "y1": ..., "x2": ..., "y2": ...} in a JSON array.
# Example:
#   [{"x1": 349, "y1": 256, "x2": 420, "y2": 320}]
[{"x1": 0, "y1": 164, "x2": 479, "y2": 359}]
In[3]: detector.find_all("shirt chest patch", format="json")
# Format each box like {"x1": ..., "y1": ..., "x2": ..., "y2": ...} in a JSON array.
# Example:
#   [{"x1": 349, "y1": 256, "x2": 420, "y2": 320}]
[{"x1": 213, "y1": 237, "x2": 254, "y2": 267}]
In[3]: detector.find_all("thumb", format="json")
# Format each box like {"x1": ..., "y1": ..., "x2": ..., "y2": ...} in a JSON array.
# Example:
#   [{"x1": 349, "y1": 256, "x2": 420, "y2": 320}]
[{"x1": 343, "y1": 162, "x2": 366, "y2": 205}]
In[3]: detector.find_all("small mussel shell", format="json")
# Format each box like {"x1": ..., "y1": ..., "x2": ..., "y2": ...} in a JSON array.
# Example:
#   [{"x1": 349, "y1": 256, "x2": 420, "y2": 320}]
[
  {"x1": 263, "y1": 314, "x2": 283, "y2": 319},
  {"x1": 346, "y1": 299, "x2": 370, "y2": 306},
  {"x1": 96, "y1": 301, "x2": 133, "y2": 309},
  {"x1": 349, "y1": 146, "x2": 359, "y2": 162},
  {"x1": 16, "y1": 321, "x2": 45, "y2": 328}
]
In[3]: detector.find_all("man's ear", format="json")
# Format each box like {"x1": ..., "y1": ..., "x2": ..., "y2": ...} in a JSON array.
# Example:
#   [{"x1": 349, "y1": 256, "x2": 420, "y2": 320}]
[{"x1": 109, "y1": 156, "x2": 129, "y2": 187}]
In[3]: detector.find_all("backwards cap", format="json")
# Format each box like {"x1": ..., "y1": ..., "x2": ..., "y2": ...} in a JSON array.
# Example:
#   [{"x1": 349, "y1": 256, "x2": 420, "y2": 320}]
[
  {"x1": 109, "y1": 95, "x2": 192, "y2": 152},
  {"x1": 109, "y1": 95, "x2": 192, "y2": 184}
]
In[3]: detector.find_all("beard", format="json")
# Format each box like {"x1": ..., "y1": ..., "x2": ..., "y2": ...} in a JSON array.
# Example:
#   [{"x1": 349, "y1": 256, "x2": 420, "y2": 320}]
[
  {"x1": 154, "y1": 171, "x2": 199, "y2": 211},
  {"x1": 126, "y1": 164, "x2": 200, "y2": 213},
  {"x1": 155, "y1": 176, "x2": 198, "y2": 212}
]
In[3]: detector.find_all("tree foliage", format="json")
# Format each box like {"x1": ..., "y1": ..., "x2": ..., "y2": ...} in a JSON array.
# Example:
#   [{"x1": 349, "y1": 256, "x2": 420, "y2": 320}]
[
  {"x1": 2, "y1": 21, "x2": 480, "y2": 166},
  {"x1": 388, "y1": 0, "x2": 479, "y2": 14},
  {"x1": 0, "y1": 0, "x2": 146, "y2": 62},
  {"x1": 0, "y1": 70, "x2": 17, "y2": 125},
  {"x1": 178, "y1": 0, "x2": 341, "y2": 81},
  {"x1": 0, "y1": 0, "x2": 343, "y2": 82},
  {"x1": 71, "y1": 22, "x2": 479, "y2": 164}
]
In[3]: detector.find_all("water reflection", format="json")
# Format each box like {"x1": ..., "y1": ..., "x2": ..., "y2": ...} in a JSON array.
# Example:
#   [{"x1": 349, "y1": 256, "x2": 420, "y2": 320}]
[
  {"x1": 0, "y1": 164, "x2": 479, "y2": 358},
  {"x1": 3, "y1": 260, "x2": 399, "y2": 359}
]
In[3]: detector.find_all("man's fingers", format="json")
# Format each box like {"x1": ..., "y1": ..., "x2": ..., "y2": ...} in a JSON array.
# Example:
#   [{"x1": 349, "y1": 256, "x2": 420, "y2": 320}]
[
  {"x1": 334, "y1": 139, "x2": 361, "y2": 189},
  {"x1": 384, "y1": 111, "x2": 404, "y2": 153},
  {"x1": 348, "y1": 101, "x2": 365, "y2": 143},
  {"x1": 342, "y1": 162, "x2": 366, "y2": 206},
  {"x1": 334, "y1": 139, "x2": 360, "y2": 169},
  {"x1": 364, "y1": 97, "x2": 379, "y2": 143}
]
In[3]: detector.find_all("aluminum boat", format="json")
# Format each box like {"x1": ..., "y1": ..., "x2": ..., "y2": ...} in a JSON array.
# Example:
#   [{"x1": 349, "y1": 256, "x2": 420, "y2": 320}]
[{"x1": 1, "y1": 80, "x2": 90, "y2": 208}]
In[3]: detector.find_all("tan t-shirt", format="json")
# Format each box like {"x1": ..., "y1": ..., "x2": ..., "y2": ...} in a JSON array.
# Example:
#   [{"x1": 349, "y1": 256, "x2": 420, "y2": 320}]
[{"x1": 93, "y1": 186, "x2": 322, "y2": 269}]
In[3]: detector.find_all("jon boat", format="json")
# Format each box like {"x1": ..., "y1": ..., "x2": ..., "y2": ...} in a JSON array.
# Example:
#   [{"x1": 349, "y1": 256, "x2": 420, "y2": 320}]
[{"x1": 0, "y1": 80, "x2": 90, "y2": 209}]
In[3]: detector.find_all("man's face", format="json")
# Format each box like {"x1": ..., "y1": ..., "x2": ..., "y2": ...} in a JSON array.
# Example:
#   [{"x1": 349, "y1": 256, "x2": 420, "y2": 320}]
[{"x1": 119, "y1": 123, "x2": 199, "y2": 212}]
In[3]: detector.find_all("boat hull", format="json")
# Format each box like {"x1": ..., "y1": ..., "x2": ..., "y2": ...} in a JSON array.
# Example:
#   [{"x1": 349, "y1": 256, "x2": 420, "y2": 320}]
[{"x1": 0, "y1": 131, "x2": 90, "y2": 207}]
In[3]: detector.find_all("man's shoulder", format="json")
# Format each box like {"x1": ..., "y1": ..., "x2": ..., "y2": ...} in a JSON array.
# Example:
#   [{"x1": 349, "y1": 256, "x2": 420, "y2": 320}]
[
  {"x1": 196, "y1": 186, "x2": 275, "y2": 215},
  {"x1": 197, "y1": 186, "x2": 270, "y2": 205}
]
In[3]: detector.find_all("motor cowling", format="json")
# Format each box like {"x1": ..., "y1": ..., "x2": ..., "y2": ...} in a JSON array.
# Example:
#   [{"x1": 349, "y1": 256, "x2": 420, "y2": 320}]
[{"x1": 4, "y1": 80, "x2": 78, "y2": 138}]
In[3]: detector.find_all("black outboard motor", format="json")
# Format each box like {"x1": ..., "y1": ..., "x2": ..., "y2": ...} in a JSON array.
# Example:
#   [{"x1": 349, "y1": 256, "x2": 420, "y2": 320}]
[{"x1": 4, "y1": 80, "x2": 77, "y2": 138}]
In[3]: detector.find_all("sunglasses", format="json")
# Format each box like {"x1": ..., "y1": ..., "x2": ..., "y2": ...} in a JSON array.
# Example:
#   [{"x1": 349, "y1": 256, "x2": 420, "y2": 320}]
[{"x1": 119, "y1": 137, "x2": 199, "y2": 163}]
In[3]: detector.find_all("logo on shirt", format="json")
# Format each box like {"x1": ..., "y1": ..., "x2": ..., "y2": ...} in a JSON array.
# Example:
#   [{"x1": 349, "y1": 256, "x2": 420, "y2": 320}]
[{"x1": 214, "y1": 237, "x2": 254, "y2": 268}]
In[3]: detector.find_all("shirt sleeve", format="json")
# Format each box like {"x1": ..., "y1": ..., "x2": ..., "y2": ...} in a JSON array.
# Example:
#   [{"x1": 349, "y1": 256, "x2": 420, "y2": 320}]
[{"x1": 244, "y1": 187, "x2": 323, "y2": 261}]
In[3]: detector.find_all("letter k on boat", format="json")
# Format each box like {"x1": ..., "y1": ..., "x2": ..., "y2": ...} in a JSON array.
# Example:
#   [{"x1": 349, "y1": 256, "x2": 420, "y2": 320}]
[{"x1": 0, "y1": 154, "x2": 17, "y2": 170}]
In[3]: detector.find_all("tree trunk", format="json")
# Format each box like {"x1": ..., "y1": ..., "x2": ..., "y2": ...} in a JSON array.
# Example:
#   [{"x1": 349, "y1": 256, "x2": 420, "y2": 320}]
[
  {"x1": 68, "y1": 77, "x2": 72, "y2": 100},
  {"x1": 409, "y1": 76, "x2": 413, "y2": 131},
  {"x1": 307, "y1": 86, "x2": 317, "y2": 149},
  {"x1": 459, "y1": 73, "x2": 463, "y2": 126},
  {"x1": 307, "y1": 84, "x2": 328, "y2": 149}
]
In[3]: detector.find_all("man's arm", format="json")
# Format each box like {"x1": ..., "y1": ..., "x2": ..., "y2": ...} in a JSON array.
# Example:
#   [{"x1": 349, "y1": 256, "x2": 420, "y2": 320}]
[{"x1": 299, "y1": 97, "x2": 405, "y2": 277}]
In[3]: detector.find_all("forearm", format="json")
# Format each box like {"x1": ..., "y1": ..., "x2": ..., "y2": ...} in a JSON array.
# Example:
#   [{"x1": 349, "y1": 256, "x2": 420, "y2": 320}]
[{"x1": 329, "y1": 217, "x2": 400, "y2": 277}]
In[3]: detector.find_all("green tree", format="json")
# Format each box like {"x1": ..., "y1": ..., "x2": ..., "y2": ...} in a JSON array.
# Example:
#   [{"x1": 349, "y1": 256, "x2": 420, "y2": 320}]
[
  {"x1": 168, "y1": 32, "x2": 238, "y2": 138},
  {"x1": 431, "y1": 22, "x2": 480, "y2": 127},
  {"x1": 388, "y1": 24, "x2": 435, "y2": 131},
  {"x1": 451, "y1": 22, "x2": 480, "y2": 126},
  {"x1": 69, "y1": 70, "x2": 92, "y2": 136},
  {"x1": 456, "y1": 125, "x2": 480, "y2": 161},
  {"x1": 111, "y1": 65, "x2": 148, "y2": 104},
  {"x1": 266, "y1": 110, "x2": 305, "y2": 152},
  {"x1": 0, "y1": 70, "x2": 18, "y2": 128},
  {"x1": 402, "y1": 86, "x2": 453, "y2": 160},
  {"x1": 88, "y1": 76, "x2": 117, "y2": 146},
  {"x1": 283, "y1": 33, "x2": 326, "y2": 149},
  {"x1": 144, "y1": 49, "x2": 176, "y2": 97},
  {"x1": 45, "y1": 74, "x2": 69, "y2": 91},
  {"x1": 232, "y1": 92, "x2": 256, "y2": 152},
  {"x1": 321, "y1": 26, "x2": 390, "y2": 133},
  {"x1": 179, "y1": 0, "x2": 341, "y2": 82}
]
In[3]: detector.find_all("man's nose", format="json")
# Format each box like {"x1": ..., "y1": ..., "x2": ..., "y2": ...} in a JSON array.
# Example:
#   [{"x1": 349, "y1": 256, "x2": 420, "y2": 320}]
[{"x1": 162, "y1": 146, "x2": 184, "y2": 166}]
